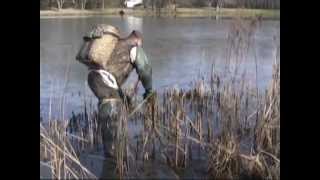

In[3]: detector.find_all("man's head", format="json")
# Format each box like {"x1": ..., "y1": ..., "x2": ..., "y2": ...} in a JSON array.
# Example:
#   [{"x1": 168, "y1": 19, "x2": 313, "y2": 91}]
[{"x1": 124, "y1": 30, "x2": 143, "y2": 47}]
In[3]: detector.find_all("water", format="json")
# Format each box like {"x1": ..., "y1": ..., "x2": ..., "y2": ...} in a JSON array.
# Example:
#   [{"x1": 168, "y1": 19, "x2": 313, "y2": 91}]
[{"x1": 40, "y1": 16, "x2": 279, "y2": 120}]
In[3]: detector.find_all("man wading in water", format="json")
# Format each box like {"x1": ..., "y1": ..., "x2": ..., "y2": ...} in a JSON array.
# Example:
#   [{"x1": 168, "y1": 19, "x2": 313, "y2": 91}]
[{"x1": 76, "y1": 24, "x2": 152, "y2": 178}]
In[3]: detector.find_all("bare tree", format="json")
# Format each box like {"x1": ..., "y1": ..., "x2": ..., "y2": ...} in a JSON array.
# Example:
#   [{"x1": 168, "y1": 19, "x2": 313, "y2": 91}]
[
  {"x1": 167, "y1": 0, "x2": 176, "y2": 12},
  {"x1": 56, "y1": 0, "x2": 65, "y2": 9},
  {"x1": 80, "y1": 0, "x2": 87, "y2": 9},
  {"x1": 216, "y1": 0, "x2": 222, "y2": 11},
  {"x1": 151, "y1": 0, "x2": 155, "y2": 10},
  {"x1": 143, "y1": 0, "x2": 147, "y2": 8},
  {"x1": 49, "y1": 0, "x2": 53, "y2": 8},
  {"x1": 71, "y1": 0, "x2": 77, "y2": 8},
  {"x1": 120, "y1": 0, "x2": 125, "y2": 8}
]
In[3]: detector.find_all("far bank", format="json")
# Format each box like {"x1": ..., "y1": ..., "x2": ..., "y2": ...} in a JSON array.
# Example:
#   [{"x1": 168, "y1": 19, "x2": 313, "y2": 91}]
[{"x1": 40, "y1": 8, "x2": 280, "y2": 19}]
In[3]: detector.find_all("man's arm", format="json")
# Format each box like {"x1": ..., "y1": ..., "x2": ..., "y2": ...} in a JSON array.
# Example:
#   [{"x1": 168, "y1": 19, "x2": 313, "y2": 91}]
[{"x1": 130, "y1": 46, "x2": 153, "y2": 99}]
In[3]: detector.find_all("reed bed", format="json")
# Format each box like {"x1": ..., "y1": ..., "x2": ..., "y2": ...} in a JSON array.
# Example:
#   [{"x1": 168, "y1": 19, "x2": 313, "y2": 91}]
[
  {"x1": 40, "y1": 16, "x2": 279, "y2": 179},
  {"x1": 40, "y1": 120, "x2": 97, "y2": 179}
]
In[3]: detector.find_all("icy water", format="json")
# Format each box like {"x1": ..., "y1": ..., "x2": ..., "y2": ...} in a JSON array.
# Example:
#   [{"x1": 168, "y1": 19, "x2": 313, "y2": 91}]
[{"x1": 40, "y1": 16, "x2": 279, "y2": 120}]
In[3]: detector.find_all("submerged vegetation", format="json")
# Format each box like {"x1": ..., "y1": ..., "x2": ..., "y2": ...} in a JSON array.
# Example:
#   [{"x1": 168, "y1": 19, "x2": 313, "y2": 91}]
[{"x1": 40, "y1": 17, "x2": 280, "y2": 179}]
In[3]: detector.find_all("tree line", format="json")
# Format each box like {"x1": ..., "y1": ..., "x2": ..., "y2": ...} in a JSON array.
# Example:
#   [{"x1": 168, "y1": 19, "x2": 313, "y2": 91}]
[{"x1": 40, "y1": 0, "x2": 279, "y2": 10}]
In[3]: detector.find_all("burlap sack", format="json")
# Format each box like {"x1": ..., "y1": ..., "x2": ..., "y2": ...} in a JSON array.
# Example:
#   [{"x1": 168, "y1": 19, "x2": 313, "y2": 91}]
[{"x1": 76, "y1": 24, "x2": 120, "y2": 68}]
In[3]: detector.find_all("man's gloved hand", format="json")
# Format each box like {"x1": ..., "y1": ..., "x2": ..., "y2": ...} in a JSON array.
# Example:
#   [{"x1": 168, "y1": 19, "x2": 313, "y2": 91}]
[
  {"x1": 143, "y1": 89, "x2": 153, "y2": 99},
  {"x1": 131, "y1": 46, "x2": 153, "y2": 100}
]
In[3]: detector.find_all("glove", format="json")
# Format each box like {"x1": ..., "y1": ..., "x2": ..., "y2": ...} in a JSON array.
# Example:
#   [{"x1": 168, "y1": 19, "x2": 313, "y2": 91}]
[
  {"x1": 132, "y1": 47, "x2": 153, "y2": 99},
  {"x1": 143, "y1": 89, "x2": 153, "y2": 100}
]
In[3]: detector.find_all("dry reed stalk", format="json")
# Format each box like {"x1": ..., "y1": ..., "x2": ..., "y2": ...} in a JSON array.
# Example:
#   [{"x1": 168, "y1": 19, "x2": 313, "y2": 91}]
[
  {"x1": 40, "y1": 120, "x2": 96, "y2": 179},
  {"x1": 175, "y1": 109, "x2": 179, "y2": 167}
]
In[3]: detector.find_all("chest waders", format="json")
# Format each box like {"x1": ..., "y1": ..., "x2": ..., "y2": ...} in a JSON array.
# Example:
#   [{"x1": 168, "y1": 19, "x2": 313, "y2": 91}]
[{"x1": 98, "y1": 98, "x2": 123, "y2": 179}]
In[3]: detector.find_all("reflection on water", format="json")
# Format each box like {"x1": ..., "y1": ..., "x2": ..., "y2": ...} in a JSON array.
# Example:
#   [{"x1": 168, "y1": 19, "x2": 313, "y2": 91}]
[
  {"x1": 80, "y1": 152, "x2": 191, "y2": 179},
  {"x1": 124, "y1": 16, "x2": 143, "y2": 32},
  {"x1": 40, "y1": 16, "x2": 279, "y2": 119}
]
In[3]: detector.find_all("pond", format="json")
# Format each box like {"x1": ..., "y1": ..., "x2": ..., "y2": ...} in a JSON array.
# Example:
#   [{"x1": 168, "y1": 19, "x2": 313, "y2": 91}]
[{"x1": 40, "y1": 16, "x2": 279, "y2": 120}]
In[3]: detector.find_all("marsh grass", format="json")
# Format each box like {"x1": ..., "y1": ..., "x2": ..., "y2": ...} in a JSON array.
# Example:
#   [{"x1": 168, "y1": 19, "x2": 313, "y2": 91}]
[
  {"x1": 40, "y1": 16, "x2": 279, "y2": 179},
  {"x1": 40, "y1": 120, "x2": 96, "y2": 179}
]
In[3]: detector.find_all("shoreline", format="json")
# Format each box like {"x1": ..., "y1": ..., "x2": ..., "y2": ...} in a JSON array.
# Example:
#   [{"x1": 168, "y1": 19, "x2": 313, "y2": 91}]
[{"x1": 40, "y1": 8, "x2": 280, "y2": 19}]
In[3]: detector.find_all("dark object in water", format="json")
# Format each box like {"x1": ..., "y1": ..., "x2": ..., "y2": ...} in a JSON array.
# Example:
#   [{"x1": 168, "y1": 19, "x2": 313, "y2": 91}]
[{"x1": 119, "y1": 10, "x2": 125, "y2": 16}]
